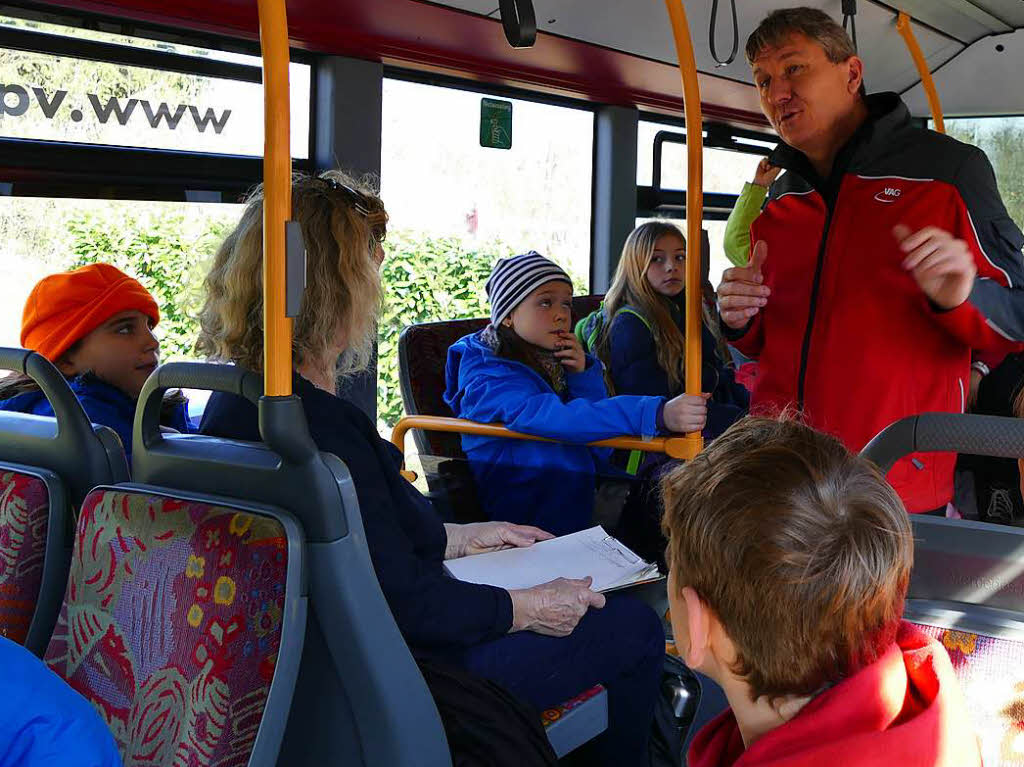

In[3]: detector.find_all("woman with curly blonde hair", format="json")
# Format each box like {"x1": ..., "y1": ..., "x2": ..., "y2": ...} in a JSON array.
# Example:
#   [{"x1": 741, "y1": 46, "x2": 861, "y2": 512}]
[
  {"x1": 196, "y1": 171, "x2": 664, "y2": 767},
  {"x1": 196, "y1": 171, "x2": 383, "y2": 387}
]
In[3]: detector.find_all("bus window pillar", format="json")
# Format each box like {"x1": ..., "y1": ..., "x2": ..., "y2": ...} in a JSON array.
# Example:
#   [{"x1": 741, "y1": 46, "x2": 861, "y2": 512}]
[
  {"x1": 590, "y1": 105, "x2": 638, "y2": 293},
  {"x1": 314, "y1": 55, "x2": 384, "y2": 419}
]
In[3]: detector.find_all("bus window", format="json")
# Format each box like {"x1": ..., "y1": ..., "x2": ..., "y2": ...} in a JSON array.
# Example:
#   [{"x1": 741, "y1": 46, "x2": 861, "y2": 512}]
[
  {"x1": 940, "y1": 117, "x2": 1024, "y2": 227},
  {"x1": 0, "y1": 14, "x2": 311, "y2": 157},
  {"x1": 378, "y1": 77, "x2": 595, "y2": 432},
  {"x1": 0, "y1": 197, "x2": 241, "y2": 359},
  {"x1": 636, "y1": 120, "x2": 766, "y2": 196},
  {"x1": 636, "y1": 120, "x2": 768, "y2": 287}
]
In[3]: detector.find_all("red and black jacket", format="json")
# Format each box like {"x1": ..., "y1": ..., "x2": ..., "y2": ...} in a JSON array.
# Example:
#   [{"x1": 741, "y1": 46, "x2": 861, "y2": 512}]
[{"x1": 730, "y1": 93, "x2": 1024, "y2": 512}]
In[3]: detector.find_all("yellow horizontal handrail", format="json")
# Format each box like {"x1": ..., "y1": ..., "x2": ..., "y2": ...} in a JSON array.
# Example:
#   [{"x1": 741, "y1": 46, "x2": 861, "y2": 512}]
[{"x1": 391, "y1": 415, "x2": 700, "y2": 468}]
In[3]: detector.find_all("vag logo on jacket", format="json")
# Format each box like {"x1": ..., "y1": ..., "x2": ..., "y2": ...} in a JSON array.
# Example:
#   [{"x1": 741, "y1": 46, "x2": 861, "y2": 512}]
[{"x1": 874, "y1": 187, "x2": 902, "y2": 203}]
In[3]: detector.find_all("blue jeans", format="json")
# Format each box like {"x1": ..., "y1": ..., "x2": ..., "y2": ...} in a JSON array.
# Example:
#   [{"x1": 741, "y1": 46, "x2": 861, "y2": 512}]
[{"x1": 456, "y1": 594, "x2": 665, "y2": 765}]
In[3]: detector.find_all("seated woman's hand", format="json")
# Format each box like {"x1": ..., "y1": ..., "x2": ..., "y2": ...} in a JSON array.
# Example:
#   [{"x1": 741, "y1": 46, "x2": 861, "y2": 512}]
[
  {"x1": 444, "y1": 521, "x2": 554, "y2": 559},
  {"x1": 663, "y1": 392, "x2": 710, "y2": 434},
  {"x1": 508, "y1": 577, "x2": 606, "y2": 637}
]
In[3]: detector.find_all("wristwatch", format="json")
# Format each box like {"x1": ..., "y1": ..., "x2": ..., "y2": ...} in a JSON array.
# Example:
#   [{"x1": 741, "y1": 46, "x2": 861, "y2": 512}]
[{"x1": 971, "y1": 360, "x2": 991, "y2": 377}]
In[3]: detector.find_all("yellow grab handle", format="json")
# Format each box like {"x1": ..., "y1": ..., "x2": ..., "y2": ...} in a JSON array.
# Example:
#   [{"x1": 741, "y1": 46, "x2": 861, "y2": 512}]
[
  {"x1": 664, "y1": 0, "x2": 704, "y2": 456},
  {"x1": 258, "y1": 0, "x2": 293, "y2": 396},
  {"x1": 390, "y1": 416, "x2": 701, "y2": 469},
  {"x1": 896, "y1": 12, "x2": 945, "y2": 134}
]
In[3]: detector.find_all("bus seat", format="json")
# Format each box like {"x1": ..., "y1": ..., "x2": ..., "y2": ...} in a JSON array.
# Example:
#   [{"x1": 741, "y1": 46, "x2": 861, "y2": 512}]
[
  {"x1": 903, "y1": 518, "x2": 1024, "y2": 767},
  {"x1": 44, "y1": 484, "x2": 302, "y2": 766},
  {"x1": 398, "y1": 317, "x2": 488, "y2": 522},
  {"x1": 120, "y1": 362, "x2": 451, "y2": 767},
  {"x1": 863, "y1": 413, "x2": 1024, "y2": 766},
  {"x1": 571, "y1": 293, "x2": 604, "y2": 324},
  {"x1": 0, "y1": 348, "x2": 128, "y2": 655}
]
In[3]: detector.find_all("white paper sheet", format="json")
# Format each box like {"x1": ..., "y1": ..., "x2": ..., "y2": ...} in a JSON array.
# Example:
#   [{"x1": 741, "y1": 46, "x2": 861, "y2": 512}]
[{"x1": 444, "y1": 526, "x2": 657, "y2": 592}]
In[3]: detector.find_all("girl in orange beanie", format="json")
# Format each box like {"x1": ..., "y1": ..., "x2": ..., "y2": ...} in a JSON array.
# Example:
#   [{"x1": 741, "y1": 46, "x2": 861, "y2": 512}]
[{"x1": 0, "y1": 263, "x2": 193, "y2": 463}]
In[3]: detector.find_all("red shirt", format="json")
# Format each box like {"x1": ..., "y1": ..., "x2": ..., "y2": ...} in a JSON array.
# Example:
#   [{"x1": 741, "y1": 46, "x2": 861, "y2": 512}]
[{"x1": 688, "y1": 622, "x2": 981, "y2": 767}]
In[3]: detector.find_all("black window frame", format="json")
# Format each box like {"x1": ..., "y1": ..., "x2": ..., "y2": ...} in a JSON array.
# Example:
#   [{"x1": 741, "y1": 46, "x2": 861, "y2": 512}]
[
  {"x1": 0, "y1": 6, "x2": 317, "y2": 203},
  {"x1": 636, "y1": 112, "x2": 776, "y2": 222}
]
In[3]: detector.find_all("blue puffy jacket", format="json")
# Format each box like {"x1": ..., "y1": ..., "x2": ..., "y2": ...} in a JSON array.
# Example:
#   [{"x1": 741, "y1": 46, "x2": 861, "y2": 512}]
[
  {"x1": 0, "y1": 635, "x2": 122, "y2": 766},
  {"x1": 444, "y1": 330, "x2": 664, "y2": 535},
  {"x1": 0, "y1": 375, "x2": 192, "y2": 465}
]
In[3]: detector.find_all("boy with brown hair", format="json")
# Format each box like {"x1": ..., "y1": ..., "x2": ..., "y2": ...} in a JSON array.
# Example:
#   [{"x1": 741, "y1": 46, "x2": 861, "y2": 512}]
[{"x1": 661, "y1": 417, "x2": 981, "y2": 766}]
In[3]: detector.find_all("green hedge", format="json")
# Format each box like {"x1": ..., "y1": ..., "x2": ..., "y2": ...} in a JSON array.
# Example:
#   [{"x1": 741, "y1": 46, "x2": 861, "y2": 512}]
[
  {"x1": 61, "y1": 214, "x2": 584, "y2": 430},
  {"x1": 377, "y1": 231, "x2": 510, "y2": 428},
  {"x1": 66, "y1": 208, "x2": 230, "y2": 362}
]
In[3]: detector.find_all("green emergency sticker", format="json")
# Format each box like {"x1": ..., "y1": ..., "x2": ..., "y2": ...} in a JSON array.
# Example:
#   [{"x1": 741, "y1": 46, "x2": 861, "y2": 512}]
[{"x1": 480, "y1": 98, "x2": 513, "y2": 150}]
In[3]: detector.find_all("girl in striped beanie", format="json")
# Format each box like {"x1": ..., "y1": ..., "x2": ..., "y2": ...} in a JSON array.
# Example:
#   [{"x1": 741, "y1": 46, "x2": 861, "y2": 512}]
[{"x1": 444, "y1": 251, "x2": 706, "y2": 536}]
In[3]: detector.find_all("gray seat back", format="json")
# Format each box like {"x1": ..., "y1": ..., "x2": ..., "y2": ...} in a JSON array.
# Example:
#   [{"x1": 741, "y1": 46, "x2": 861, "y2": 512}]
[
  {"x1": 0, "y1": 348, "x2": 128, "y2": 655},
  {"x1": 132, "y1": 362, "x2": 451, "y2": 767}
]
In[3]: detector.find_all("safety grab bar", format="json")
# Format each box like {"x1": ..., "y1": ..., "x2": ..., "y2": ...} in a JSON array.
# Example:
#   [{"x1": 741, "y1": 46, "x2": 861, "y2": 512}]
[
  {"x1": 665, "y1": 0, "x2": 705, "y2": 456},
  {"x1": 896, "y1": 12, "x2": 945, "y2": 134},
  {"x1": 391, "y1": 414, "x2": 700, "y2": 481}
]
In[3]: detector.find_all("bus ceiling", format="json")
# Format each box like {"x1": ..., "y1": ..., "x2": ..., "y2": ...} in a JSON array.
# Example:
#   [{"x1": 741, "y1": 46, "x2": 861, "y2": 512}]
[{"x1": 17, "y1": 0, "x2": 1024, "y2": 120}]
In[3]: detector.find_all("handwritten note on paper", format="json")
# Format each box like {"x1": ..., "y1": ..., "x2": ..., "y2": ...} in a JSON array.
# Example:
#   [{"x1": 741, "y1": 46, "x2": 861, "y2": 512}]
[{"x1": 444, "y1": 526, "x2": 658, "y2": 592}]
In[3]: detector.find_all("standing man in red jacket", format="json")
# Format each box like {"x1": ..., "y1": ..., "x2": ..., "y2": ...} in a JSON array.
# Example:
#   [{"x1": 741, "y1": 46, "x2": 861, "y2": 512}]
[{"x1": 719, "y1": 7, "x2": 1024, "y2": 513}]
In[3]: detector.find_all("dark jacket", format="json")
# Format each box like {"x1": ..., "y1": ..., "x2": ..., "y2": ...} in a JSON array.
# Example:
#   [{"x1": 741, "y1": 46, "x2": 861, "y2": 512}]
[
  {"x1": 199, "y1": 373, "x2": 513, "y2": 651},
  {"x1": 606, "y1": 295, "x2": 748, "y2": 438},
  {"x1": 443, "y1": 330, "x2": 663, "y2": 535},
  {"x1": 727, "y1": 92, "x2": 1024, "y2": 512},
  {"x1": 0, "y1": 374, "x2": 192, "y2": 465}
]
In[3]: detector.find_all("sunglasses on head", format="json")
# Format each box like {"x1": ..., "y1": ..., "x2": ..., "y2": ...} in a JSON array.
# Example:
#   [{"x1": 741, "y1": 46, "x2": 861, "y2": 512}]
[{"x1": 319, "y1": 176, "x2": 387, "y2": 243}]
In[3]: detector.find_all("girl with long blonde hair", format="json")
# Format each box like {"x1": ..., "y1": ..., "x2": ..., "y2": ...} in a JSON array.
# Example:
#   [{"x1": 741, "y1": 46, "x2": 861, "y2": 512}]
[{"x1": 594, "y1": 221, "x2": 748, "y2": 439}]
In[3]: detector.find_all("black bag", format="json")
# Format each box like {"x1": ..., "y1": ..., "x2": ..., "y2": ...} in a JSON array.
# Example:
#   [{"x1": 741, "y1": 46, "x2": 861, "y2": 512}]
[
  {"x1": 650, "y1": 654, "x2": 701, "y2": 767},
  {"x1": 416, "y1": 656, "x2": 558, "y2": 767}
]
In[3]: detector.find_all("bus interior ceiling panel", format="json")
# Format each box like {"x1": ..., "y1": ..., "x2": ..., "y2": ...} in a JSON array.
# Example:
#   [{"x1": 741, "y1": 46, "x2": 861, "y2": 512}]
[
  {"x1": 16, "y1": 0, "x2": 1024, "y2": 120},
  {"x1": 428, "y1": 0, "x2": 961, "y2": 93},
  {"x1": 903, "y1": 27, "x2": 1024, "y2": 117}
]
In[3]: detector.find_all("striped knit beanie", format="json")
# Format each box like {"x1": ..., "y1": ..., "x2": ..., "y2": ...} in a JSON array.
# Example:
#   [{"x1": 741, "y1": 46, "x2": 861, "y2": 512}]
[{"x1": 485, "y1": 251, "x2": 573, "y2": 325}]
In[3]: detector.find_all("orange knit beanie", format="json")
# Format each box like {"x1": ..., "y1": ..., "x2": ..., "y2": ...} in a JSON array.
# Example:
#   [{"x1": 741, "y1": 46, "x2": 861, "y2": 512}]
[{"x1": 21, "y1": 264, "x2": 160, "y2": 362}]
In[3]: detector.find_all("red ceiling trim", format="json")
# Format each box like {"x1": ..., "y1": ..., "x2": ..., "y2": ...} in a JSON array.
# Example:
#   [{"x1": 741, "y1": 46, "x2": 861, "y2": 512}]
[{"x1": 26, "y1": 0, "x2": 769, "y2": 127}]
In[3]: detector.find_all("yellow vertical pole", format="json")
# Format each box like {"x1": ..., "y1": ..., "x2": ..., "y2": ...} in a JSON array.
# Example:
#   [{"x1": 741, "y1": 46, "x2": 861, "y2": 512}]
[
  {"x1": 664, "y1": 0, "x2": 704, "y2": 457},
  {"x1": 257, "y1": 0, "x2": 293, "y2": 396},
  {"x1": 896, "y1": 12, "x2": 945, "y2": 133}
]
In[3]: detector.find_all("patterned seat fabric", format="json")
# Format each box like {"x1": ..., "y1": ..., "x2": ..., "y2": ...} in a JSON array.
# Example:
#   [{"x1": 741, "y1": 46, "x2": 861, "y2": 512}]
[
  {"x1": 0, "y1": 471, "x2": 49, "y2": 645},
  {"x1": 913, "y1": 622, "x2": 1024, "y2": 766},
  {"x1": 45, "y1": 489, "x2": 288, "y2": 767}
]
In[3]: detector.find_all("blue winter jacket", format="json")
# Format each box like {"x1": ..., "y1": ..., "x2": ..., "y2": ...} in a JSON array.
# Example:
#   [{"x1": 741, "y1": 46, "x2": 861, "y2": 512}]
[
  {"x1": 606, "y1": 296, "x2": 749, "y2": 439},
  {"x1": 444, "y1": 330, "x2": 664, "y2": 535},
  {"x1": 0, "y1": 635, "x2": 122, "y2": 766},
  {"x1": 0, "y1": 375, "x2": 192, "y2": 466}
]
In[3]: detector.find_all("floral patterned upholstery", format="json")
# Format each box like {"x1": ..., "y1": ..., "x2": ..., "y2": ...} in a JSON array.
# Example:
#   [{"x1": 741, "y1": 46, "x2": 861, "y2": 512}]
[
  {"x1": 0, "y1": 470, "x2": 49, "y2": 645},
  {"x1": 45, "y1": 488, "x2": 289, "y2": 767},
  {"x1": 913, "y1": 622, "x2": 1024, "y2": 766}
]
